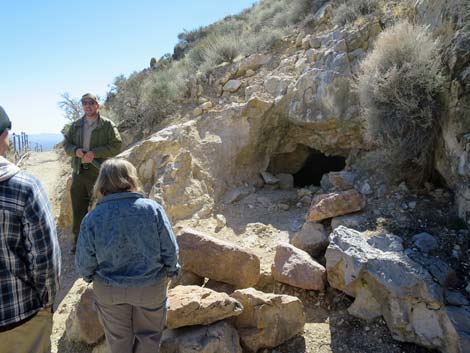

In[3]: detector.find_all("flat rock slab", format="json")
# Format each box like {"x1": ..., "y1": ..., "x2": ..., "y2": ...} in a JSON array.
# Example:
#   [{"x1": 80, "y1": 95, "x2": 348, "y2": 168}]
[
  {"x1": 307, "y1": 189, "x2": 366, "y2": 222},
  {"x1": 178, "y1": 228, "x2": 260, "y2": 287},
  {"x1": 167, "y1": 285, "x2": 243, "y2": 329}
]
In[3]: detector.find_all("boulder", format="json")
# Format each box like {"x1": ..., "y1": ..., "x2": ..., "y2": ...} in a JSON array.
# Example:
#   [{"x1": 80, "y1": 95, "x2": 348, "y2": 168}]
[
  {"x1": 271, "y1": 242, "x2": 326, "y2": 291},
  {"x1": 161, "y1": 321, "x2": 242, "y2": 353},
  {"x1": 291, "y1": 222, "x2": 329, "y2": 258},
  {"x1": 411, "y1": 232, "x2": 439, "y2": 253},
  {"x1": 169, "y1": 269, "x2": 205, "y2": 289},
  {"x1": 325, "y1": 226, "x2": 467, "y2": 353},
  {"x1": 236, "y1": 54, "x2": 271, "y2": 76},
  {"x1": 223, "y1": 80, "x2": 242, "y2": 93},
  {"x1": 65, "y1": 280, "x2": 104, "y2": 345},
  {"x1": 328, "y1": 171, "x2": 356, "y2": 190},
  {"x1": 178, "y1": 228, "x2": 260, "y2": 287},
  {"x1": 331, "y1": 213, "x2": 367, "y2": 231},
  {"x1": 167, "y1": 286, "x2": 243, "y2": 329},
  {"x1": 230, "y1": 288, "x2": 305, "y2": 352},
  {"x1": 307, "y1": 190, "x2": 366, "y2": 222}
]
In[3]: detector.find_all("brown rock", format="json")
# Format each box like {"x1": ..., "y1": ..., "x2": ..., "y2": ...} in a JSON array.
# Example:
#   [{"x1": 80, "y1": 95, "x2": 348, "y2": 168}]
[
  {"x1": 167, "y1": 286, "x2": 243, "y2": 329},
  {"x1": 307, "y1": 190, "x2": 366, "y2": 222},
  {"x1": 178, "y1": 228, "x2": 260, "y2": 287},
  {"x1": 230, "y1": 288, "x2": 305, "y2": 352},
  {"x1": 328, "y1": 171, "x2": 356, "y2": 190},
  {"x1": 272, "y1": 242, "x2": 326, "y2": 291},
  {"x1": 65, "y1": 281, "x2": 104, "y2": 345},
  {"x1": 291, "y1": 222, "x2": 329, "y2": 258}
]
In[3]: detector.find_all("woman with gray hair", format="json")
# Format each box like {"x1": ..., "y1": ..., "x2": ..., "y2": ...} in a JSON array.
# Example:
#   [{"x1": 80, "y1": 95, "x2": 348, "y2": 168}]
[{"x1": 75, "y1": 158, "x2": 179, "y2": 353}]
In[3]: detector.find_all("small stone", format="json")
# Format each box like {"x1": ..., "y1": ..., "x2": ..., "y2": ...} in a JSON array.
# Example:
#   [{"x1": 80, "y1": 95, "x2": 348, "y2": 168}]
[
  {"x1": 223, "y1": 80, "x2": 242, "y2": 93},
  {"x1": 298, "y1": 188, "x2": 313, "y2": 198},
  {"x1": 466, "y1": 283, "x2": 470, "y2": 295},
  {"x1": 279, "y1": 203, "x2": 290, "y2": 211},
  {"x1": 445, "y1": 290, "x2": 470, "y2": 306},
  {"x1": 408, "y1": 201, "x2": 417, "y2": 209},
  {"x1": 245, "y1": 69, "x2": 256, "y2": 77},
  {"x1": 260, "y1": 171, "x2": 279, "y2": 185},
  {"x1": 360, "y1": 181, "x2": 373, "y2": 195},
  {"x1": 398, "y1": 182, "x2": 409, "y2": 193},
  {"x1": 215, "y1": 214, "x2": 226, "y2": 230},
  {"x1": 296, "y1": 202, "x2": 303, "y2": 208},
  {"x1": 411, "y1": 232, "x2": 439, "y2": 253}
]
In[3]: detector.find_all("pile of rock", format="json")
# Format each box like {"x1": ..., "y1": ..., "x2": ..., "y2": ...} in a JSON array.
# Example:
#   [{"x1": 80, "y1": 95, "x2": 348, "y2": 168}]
[{"x1": 61, "y1": 229, "x2": 308, "y2": 353}]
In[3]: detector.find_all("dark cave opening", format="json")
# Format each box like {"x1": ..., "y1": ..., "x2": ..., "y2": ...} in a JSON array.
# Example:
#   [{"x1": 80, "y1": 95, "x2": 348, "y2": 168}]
[
  {"x1": 293, "y1": 149, "x2": 346, "y2": 187},
  {"x1": 267, "y1": 145, "x2": 347, "y2": 188}
]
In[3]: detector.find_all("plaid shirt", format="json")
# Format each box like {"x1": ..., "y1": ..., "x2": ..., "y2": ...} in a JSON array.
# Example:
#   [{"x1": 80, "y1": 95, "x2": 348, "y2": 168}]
[{"x1": 0, "y1": 169, "x2": 61, "y2": 327}]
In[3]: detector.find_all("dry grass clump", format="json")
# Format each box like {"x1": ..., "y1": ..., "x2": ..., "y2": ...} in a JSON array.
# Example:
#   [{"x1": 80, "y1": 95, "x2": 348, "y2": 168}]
[
  {"x1": 104, "y1": 0, "x2": 328, "y2": 128},
  {"x1": 357, "y1": 21, "x2": 445, "y2": 185},
  {"x1": 333, "y1": 0, "x2": 381, "y2": 26}
]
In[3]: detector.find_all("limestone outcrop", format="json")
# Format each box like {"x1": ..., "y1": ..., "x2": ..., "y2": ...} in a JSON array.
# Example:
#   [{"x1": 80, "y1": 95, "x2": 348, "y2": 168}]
[{"x1": 326, "y1": 226, "x2": 468, "y2": 353}]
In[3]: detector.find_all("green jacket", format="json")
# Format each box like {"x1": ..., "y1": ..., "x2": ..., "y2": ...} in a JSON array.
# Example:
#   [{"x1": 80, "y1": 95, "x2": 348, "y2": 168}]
[{"x1": 62, "y1": 114, "x2": 122, "y2": 174}]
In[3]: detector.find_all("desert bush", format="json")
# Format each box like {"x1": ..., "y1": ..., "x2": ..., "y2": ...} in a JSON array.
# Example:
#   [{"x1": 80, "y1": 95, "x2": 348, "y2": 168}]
[
  {"x1": 357, "y1": 21, "x2": 445, "y2": 185},
  {"x1": 244, "y1": 27, "x2": 287, "y2": 54},
  {"x1": 333, "y1": 0, "x2": 381, "y2": 26}
]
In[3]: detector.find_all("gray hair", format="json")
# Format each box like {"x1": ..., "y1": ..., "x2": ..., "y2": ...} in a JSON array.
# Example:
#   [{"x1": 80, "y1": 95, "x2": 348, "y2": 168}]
[{"x1": 93, "y1": 158, "x2": 142, "y2": 198}]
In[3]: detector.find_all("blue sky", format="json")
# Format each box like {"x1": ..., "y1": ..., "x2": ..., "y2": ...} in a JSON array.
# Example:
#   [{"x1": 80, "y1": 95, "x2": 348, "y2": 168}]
[{"x1": 0, "y1": 1, "x2": 256, "y2": 134}]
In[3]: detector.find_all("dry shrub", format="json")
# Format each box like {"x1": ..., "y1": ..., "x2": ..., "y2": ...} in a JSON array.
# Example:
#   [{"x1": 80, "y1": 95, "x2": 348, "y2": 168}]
[
  {"x1": 333, "y1": 0, "x2": 381, "y2": 26},
  {"x1": 357, "y1": 21, "x2": 445, "y2": 185}
]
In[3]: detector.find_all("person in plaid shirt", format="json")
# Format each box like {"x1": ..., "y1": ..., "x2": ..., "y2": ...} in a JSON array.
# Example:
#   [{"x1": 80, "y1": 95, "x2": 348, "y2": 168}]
[{"x1": 0, "y1": 106, "x2": 61, "y2": 353}]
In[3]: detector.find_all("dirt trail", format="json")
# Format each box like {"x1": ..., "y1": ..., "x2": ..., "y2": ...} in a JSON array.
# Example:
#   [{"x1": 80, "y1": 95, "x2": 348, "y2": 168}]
[
  {"x1": 21, "y1": 150, "x2": 80, "y2": 353},
  {"x1": 21, "y1": 151, "x2": 63, "y2": 215}
]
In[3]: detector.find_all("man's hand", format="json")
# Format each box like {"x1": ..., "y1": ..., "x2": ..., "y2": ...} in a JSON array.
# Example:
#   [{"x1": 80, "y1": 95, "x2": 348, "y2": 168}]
[
  {"x1": 83, "y1": 151, "x2": 95, "y2": 163},
  {"x1": 75, "y1": 148, "x2": 85, "y2": 158}
]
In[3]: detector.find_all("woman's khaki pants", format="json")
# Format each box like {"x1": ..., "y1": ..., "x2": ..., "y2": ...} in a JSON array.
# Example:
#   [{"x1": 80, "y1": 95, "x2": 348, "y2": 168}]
[
  {"x1": 0, "y1": 308, "x2": 52, "y2": 353},
  {"x1": 93, "y1": 279, "x2": 167, "y2": 353}
]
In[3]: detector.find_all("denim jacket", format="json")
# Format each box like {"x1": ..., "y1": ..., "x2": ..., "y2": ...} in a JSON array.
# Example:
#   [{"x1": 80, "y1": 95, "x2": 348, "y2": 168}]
[{"x1": 75, "y1": 192, "x2": 179, "y2": 287}]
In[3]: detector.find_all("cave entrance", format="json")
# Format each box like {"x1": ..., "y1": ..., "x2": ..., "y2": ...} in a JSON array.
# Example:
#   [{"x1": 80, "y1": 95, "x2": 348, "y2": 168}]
[{"x1": 268, "y1": 145, "x2": 346, "y2": 188}]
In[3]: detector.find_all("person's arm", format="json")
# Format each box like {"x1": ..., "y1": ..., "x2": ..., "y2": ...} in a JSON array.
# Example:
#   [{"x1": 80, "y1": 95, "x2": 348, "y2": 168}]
[
  {"x1": 62, "y1": 122, "x2": 80, "y2": 157},
  {"x1": 23, "y1": 178, "x2": 61, "y2": 307},
  {"x1": 91, "y1": 122, "x2": 122, "y2": 159},
  {"x1": 75, "y1": 215, "x2": 97, "y2": 283},
  {"x1": 156, "y1": 205, "x2": 180, "y2": 277}
]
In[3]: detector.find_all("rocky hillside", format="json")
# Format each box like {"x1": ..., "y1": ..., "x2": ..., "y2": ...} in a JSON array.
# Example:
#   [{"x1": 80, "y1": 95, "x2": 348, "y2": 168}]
[{"x1": 56, "y1": 0, "x2": 470, "y2": 352}]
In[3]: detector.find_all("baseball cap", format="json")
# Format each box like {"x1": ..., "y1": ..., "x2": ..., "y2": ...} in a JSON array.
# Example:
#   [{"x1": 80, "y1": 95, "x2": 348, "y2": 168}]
[
  {"x1": 81, "y1": 93, "x2": 98, "y2": 103},
  {"x1": 0, "y1": 106, "x2": 12, "y2": 134}
]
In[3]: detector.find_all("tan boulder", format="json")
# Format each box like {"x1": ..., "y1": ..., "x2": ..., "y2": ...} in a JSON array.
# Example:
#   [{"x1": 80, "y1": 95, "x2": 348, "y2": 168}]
[
  {"x1": 272, "y1": 242, "x2": 326, "y2": 291},
  {"x1": 230, "y1": 288, "x2": 305, "y2": 352},
  {"x1": 291, "y1": 222, "x2": 329, "y2": 258},
  {"x1": 178, "y1": 228, "x2": 260, "y2": 287},
  {"x1": 307, "y1": 189, "x2": 366, "y2": 222},
  {"x1": 167, "y1": 286, "x2": 243, "y2": 329},
  {"x1": 65, "y1": 281, "x2": 104, "y2": 345},
  {"x1": 328, "y1": 171, "x2": 356, "y2": 190}
]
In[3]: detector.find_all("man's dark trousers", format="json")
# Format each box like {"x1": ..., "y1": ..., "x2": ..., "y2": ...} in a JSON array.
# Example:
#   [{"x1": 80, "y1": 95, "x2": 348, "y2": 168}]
[{"x1": 71, "y1": 166, "x2": 98, "y2": 245}]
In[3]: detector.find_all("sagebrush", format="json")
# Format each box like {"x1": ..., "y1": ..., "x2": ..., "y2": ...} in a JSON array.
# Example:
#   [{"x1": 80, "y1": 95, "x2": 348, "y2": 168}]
[{"x1": 357, "y1": 21, "x2": 445, "y2": 185}]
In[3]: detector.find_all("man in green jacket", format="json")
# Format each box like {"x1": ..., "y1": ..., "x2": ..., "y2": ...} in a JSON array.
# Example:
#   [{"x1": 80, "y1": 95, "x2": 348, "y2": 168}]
[{"x1": 62, "y1": 93, "x2": 122, "y2": 253}]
